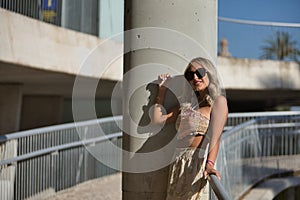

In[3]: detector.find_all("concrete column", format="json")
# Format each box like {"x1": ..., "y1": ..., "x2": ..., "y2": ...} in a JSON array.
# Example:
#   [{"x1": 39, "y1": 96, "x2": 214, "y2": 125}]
[
  {"x1": 123, "y1": 0, "x2": 217, "y2": 199},
  {"x1": 0, "y1": 84, "x2": 22, "y2": 134},
  {"x1": 20, "y1": 95, "x2": 63, "y2": 130}
]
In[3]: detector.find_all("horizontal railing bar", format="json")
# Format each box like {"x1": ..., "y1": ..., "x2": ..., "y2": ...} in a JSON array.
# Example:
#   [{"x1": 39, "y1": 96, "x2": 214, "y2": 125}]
[
  {"x1": 228, "y1": 111, "x2": 300, "y2": 118},
  {"x1": 0, "y1": 115, "x2": 122, "y2": 142},
  {"x1": 232, "y1": 123, "x2": 300, "y2": 135},
  {"x1": 223, "y1": 136, "x2": 258, "y2": 151},
  {"x1": 223, "y1": 115, "x2": 300, "y2": 138},
  {"x1": 1, "y1": 112, "x2": 298, "y2": 142},
  {"x1": 0, "y1": 132, "x2": 122, "y2": 166},
  {"x1": 256, "y1": 122, "x2": 300, "y2": 129},
  {"x1": 222, "y1": 119, "x2": 257, "y2": 138},
  {"x1": 230, "y1": 122, "x2": 300, "y2": 133}
]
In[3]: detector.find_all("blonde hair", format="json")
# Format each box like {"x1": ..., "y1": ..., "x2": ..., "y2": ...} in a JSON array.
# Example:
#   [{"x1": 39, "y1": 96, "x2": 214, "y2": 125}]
[{"x1": 181, "y1": 57, "x2": 225, "y2": 104}]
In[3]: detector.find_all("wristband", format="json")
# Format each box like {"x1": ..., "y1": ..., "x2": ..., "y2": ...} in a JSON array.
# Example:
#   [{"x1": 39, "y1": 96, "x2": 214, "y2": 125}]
[{"x1": 206, "y1": 159, "x2": 215, "y2": 167}]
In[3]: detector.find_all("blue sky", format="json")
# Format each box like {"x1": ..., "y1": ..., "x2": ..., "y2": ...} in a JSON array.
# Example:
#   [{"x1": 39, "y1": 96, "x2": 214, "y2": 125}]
[{"x1": 218, "y1": 0, "x2": 300, "y2": 59}]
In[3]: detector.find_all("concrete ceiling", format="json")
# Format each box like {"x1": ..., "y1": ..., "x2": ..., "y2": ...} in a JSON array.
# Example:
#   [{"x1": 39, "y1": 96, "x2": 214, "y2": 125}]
[{"x1": 0, "y1": 61, "x2": 120, "y2": 98}]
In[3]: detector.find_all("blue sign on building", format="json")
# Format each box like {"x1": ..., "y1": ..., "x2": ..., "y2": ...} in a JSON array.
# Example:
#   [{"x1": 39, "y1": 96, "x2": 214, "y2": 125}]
[{"x1": 42, "y1": 0, "x2": 57, "y2": 10}]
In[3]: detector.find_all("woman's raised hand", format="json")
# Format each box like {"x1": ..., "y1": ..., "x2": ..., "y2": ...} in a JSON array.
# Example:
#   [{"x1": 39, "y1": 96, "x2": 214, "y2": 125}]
[{"x1": 158, "y1": 74, "x2": 171, "y2": 87}]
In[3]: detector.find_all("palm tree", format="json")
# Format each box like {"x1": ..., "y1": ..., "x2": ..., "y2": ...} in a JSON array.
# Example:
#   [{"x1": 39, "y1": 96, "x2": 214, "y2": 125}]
[{"x1": 260, "y1": 31, "x2": 300, "y2": 61}]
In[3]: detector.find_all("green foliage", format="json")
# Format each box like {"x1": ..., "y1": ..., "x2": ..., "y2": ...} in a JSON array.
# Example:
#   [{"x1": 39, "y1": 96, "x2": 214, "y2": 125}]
[{"x1": 260, "y1": 31, "x2": 300, "y2": 61}]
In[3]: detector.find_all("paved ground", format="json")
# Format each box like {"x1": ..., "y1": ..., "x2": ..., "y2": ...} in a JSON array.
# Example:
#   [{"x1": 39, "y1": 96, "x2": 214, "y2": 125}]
[
  {"x1": 47, "y1": 173, "x2": 121, "y2": 200},
  {"x1": 240, "y1": 155, "x2": 300, "y2": 200},
  {"x1": 242, "y1": 175, "x2": 300, "y2": 200},
  {"x1": 46, "y1": 155, "x2": 300, "y2": 200}
]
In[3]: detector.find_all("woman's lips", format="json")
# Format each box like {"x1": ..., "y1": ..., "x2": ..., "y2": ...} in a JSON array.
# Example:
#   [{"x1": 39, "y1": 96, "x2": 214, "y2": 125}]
[{"x1": 194, "y1": 80, "x2": 203, "y2": 86}]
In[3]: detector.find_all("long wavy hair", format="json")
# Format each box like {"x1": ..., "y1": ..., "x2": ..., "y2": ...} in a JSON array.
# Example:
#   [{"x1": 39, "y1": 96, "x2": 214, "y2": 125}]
[{"x1": 180, "y1": 57, "x2": 225, "y2": 105}]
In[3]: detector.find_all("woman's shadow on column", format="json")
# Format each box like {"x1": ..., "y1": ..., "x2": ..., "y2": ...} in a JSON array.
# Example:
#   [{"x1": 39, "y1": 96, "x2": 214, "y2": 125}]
[{"x1": 135, "y1": 75, "x2": 185, "y2": 157}]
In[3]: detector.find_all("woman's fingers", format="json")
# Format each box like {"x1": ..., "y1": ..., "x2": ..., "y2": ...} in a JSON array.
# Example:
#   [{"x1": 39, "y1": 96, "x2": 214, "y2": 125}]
[
  {"x1": 204, "y1": 168, "x2": 221, "y2": 180},
  {"x1": 158, "y1": 74, "x2": 171, "y2": 86}
]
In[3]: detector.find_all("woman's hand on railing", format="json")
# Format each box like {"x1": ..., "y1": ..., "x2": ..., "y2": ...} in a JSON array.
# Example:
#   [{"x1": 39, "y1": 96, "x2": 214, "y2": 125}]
[{"x1": 204, "y1": 163, "x2": 221, "y2": 180}]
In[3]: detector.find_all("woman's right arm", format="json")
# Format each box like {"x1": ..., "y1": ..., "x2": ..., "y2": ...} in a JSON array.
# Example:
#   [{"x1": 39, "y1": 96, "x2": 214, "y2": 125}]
[{"x1": 152, "y1": 74, "x2": 179, "y2": 125}]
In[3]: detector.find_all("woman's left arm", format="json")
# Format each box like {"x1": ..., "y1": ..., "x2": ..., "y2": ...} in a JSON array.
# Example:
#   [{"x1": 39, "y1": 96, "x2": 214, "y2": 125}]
[{"x1": 204, "y1": 95, "x2": 228, "y2": 179}]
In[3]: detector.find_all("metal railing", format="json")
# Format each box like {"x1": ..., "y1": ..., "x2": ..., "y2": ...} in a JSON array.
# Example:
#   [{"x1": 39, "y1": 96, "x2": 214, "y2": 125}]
[
  {"x1": 0, "y1": 0, "x2": 62, "y2": 25},
  {"x1": 208, "y1": 174, "x2": 231, "y2": 200},
  {"x1": 217, "y1": 112, "x2": 300, "y2": 199},
  {"x1": 1, "y1": 111, "x2": 300, "y2": 199},
  {"x1": 0, "y1": 116, "x2": 122, "y2": 199},
  {"x1": 0, "y1": 0, "x2": 99, "y2": 36},
  {"x1": 225, "y1": 111, "x2": 300, "y2": 130}
]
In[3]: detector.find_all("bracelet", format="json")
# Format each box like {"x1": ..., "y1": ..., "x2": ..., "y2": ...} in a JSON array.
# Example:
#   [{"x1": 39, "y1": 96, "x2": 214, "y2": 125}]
[{"x1": 206, "y1": 159, "x2": 215, "y2": 167}]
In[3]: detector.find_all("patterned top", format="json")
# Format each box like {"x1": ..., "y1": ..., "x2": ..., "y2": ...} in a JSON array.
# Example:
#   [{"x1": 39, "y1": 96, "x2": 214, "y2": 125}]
[
  {"x1": 166, "y1": 102, "x2": 212, "y2": 200},
  {"x1": 175, "y1": 103, "x2": 210, "y2": 136}
]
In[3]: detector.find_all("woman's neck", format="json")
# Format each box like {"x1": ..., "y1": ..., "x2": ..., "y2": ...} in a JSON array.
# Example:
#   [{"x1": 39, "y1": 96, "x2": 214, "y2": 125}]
[{"x1": 195, "y1": 90, "x2": 208, "y2": 102}]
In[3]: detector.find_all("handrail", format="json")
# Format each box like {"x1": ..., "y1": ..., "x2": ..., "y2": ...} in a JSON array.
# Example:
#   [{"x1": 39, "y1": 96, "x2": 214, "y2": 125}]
[
  {"x1": 0, "y1": 132, "x2": 122, "y2": 166},
  {"x1": 222, "y1": 119, "x2": 257, "y2": 138},
  {"x1": 218, "y1": 113, "x2": 300, "y2": 199},
  {"x1": 224, "y1": 114, "x2": 300, "y2": 138},
  {"x1": 0, "y1": 115, "x2": 122, "y2": 142},
  {"x1": 227, "y1": 111, "x2": 300, "y2": 119},
  {"x1": 0, "y1": 116, "x2": 123, "y2": 199},
  {"x1": 224, "y1": 111, "x2": 300, "y2": 131},
  {"x1": 208, "y1": 174, "x2": 231, "y2": 200},
  {"x1": 2, "y1": 112, "x2": 298, "y2": 142},
  {"x1": 1, "y1": 111, "x2": 299, "y2": 199}
]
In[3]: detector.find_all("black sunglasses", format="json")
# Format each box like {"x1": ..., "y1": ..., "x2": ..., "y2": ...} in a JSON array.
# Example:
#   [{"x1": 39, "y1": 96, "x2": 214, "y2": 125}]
[{"x1": 184, "y1": 68, "x2": 207, "y2": 81}]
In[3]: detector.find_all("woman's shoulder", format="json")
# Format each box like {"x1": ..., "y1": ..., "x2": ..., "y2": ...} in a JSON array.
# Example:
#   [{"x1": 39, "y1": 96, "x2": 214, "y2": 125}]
[
  {"x1": 211, "y1": 95, "x2": 228, "y2": 116},
  {"x1": 214, "y1": 95, "x2": 227, "y2": 105},
  {"x1": 211, "y1": 95, "x2": 228, "y2": 112}
]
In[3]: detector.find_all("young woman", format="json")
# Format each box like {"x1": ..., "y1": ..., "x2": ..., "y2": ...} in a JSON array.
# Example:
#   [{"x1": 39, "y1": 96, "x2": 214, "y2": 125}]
[{"x1": 152, "y1": 57, "x2": 228, "y2": 200}]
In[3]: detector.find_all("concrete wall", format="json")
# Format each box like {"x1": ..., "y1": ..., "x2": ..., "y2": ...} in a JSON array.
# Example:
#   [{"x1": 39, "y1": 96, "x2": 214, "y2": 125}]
[
  {"x1": 0, "y1": 8, "x2": 124, "y2": 133},
  {"x1": 0, "y1": 8, "x2": 123, "y2": 81},
  {"x1": 217, "y1": 57, "x2": 300, "y2": 111},
  {"x1": 218, "y1": 57, "x2": 300, "y2": 90},
  {"x1": 1, "y1": 8, "x2": 299, "y2": 91}
]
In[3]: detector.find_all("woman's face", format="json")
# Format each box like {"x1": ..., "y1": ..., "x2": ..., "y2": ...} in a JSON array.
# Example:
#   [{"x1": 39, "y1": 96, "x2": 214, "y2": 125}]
[{"x1": 187, "y1": 62, "x2": 210, "y2": 92}]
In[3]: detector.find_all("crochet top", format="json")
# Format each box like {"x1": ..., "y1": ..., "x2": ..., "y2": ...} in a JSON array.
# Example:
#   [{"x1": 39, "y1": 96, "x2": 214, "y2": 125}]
[{"x1": 175, "y1": 103, "x2": 210, "y2": 136}]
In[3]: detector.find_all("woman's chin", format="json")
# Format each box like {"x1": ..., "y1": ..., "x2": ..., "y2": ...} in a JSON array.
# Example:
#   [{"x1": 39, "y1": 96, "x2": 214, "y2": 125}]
[{"x1": 194, "y1": 87, "x2": 205, "y2": 92}]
